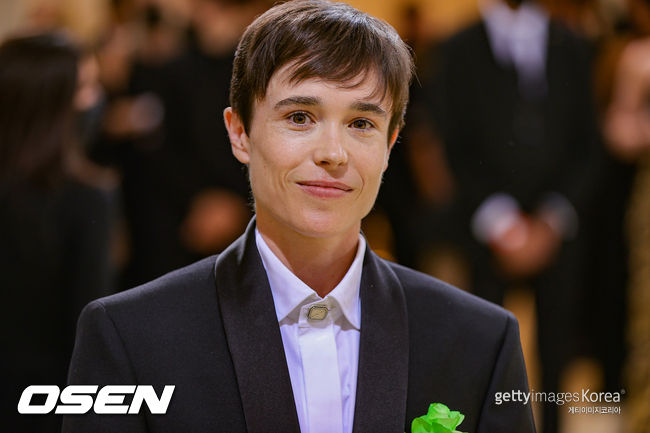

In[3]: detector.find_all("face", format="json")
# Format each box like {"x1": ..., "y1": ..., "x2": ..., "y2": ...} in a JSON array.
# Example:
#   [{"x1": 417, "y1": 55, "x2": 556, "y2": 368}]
[{"x1": 224, "y1": 64, "x2": 397, "y2": 241}]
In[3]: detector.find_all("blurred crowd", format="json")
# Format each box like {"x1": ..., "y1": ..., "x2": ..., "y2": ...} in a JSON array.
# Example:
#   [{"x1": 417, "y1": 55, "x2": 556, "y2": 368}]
[{"x1": 1, "y1": 0, "x2": 649, "y2": 432}]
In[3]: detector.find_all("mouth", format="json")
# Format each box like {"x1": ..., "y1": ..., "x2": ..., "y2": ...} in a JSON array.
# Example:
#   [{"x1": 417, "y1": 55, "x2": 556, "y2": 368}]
[{"x1": 297, "y1": 180, "x2": 353, "y2": 198}]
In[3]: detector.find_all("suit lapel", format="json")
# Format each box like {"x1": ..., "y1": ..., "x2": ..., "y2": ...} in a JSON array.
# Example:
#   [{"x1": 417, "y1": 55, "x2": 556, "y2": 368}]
[
  {"x1": 215, "y1": 221, "x2": 409, "y2": 433},
  {"x1": 214, "y1": 220, "x2": 301, "y2": 433},
  {"x1": 352, "y1": 250, "x2": 409, "y2": 433}
]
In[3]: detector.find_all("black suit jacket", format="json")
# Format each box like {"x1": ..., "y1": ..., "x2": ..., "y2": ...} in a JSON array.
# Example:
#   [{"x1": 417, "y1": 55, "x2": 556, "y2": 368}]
[{"x1": 63, "y1": 221, "x2": 535, "y2": 432}]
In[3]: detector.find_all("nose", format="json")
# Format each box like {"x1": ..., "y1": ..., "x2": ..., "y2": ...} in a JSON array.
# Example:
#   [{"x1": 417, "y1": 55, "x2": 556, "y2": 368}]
[{"x1": 313, "y1": 126, "x2": 348, "y2": 167}]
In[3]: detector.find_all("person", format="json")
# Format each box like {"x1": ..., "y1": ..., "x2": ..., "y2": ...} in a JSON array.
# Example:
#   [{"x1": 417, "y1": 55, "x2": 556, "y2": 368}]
[
  {"x1": 0, "y1": 32, "x2": 114, "y2": 432},
  {"x1": 64, "y1": 1, "x2": 536, "y2": 432},
  {"x1": 426, "y1": 0, "x2": 600, "y2": 431},
  {"x1": 89, "y1": 0, "x2": 254, "y2": 289}
]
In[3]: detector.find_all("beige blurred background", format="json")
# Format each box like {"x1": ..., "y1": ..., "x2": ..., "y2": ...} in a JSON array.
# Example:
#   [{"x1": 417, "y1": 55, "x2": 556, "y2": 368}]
[{"x1": 1, "y1": 1, "x2": 645, "y2": 433}]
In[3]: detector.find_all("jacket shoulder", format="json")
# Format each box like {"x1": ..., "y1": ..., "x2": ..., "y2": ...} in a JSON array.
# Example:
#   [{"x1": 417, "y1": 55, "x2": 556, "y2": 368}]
[
  {"x1": 86, "y1": 255, "x2": 219, "y2": 319},
  {"x1": 74, "y1": 255, "x2": 224, "y2": 378},
  {"x1": 387, "y1": 260, "x2": 515, "y2": 328}
]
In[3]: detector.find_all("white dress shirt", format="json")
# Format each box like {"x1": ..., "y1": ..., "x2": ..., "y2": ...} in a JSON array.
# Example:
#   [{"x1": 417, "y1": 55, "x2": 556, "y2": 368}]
[
  {"x1": 480, "y1": 0, "x2": 549, "y2": 97},
  {"x1": 255, "y1": 229, "x2": 365, "y2": 433}
]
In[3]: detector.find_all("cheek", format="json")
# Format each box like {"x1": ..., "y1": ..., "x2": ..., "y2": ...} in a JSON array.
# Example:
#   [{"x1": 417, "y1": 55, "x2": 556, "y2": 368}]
[
  {"x1": 358, "y1": 150, "x2": 389, "y2": 188},
  {"x1": 247, "y1": 141, "x2": 291, "y2": 195}
]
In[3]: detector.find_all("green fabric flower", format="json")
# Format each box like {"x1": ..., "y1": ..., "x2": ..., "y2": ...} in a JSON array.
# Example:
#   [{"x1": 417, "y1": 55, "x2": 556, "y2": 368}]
[{"x1": 410, "y1": 403, "x2": 467, "y2": 433}]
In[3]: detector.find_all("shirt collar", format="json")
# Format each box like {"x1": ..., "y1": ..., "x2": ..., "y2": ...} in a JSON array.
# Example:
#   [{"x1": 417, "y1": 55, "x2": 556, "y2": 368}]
[
  {"x1": 480, "y1": 0, "x2": 549, "y2": 64},
  {"x1": 255, "y1": 228, "x2": 365, "y2": 330}
]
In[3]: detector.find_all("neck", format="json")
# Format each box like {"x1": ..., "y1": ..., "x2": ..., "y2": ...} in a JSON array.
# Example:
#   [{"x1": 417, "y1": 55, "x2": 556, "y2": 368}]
[{"x1": 256, "y1": 217, "x2": 360, "y2": 298}]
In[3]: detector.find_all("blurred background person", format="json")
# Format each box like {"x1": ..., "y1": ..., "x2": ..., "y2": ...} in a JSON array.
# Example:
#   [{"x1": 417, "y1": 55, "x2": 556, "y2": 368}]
[
  {"x1": 0, "y1": 32, "x2": 115, "y2": 432},
  {"x1": 89, "y1": 0, "x2": 262, "y2": 288},
  {"x1": 415, "y1": 1, "x2": 601, "y2": 432},
  {"x1": 385, "y1": 1, "x2": 466, "y2": 286}
]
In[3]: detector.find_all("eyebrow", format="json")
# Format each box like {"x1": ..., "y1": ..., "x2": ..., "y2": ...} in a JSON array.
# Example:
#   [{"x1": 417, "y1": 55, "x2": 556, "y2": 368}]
[
  {"x1": 350, "y1": 101, "x2": 387, "y2": 117},
  {"x1": 273, "y1": 96, "x2": 387, "y2": 117},
  {"x1": 274, "y1": 96, "x2": 320, "y2": 110}
]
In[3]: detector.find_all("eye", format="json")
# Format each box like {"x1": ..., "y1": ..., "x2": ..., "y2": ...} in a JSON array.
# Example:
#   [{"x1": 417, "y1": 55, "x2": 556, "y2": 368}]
[
  {"x1": 289, "y1": 111, "x2": 310, "y2": 125},
  {"x1": 351, "y1": 119, "x2": 373, "y2": 130}
]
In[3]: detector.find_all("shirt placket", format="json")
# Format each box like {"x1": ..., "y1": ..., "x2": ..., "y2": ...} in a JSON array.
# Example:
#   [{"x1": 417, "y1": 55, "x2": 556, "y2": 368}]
[{"x1": 298, "y1": 300, "x2": 343, "y2": 433}]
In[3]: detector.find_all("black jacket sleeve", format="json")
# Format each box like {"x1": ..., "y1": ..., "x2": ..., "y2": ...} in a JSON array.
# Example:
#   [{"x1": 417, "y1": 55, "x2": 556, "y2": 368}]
[
  {"x1": 477, "y1": 313, "x2": 537, "y2": 432},
  {"x1": 62, "y1": 301, "x2": 148, "y2": 433}
]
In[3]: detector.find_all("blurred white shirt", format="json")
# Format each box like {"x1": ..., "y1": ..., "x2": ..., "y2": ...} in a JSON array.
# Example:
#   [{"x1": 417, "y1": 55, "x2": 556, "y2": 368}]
[{"x1": 480, "y1": 0, "x2": 549, "y2": 97}]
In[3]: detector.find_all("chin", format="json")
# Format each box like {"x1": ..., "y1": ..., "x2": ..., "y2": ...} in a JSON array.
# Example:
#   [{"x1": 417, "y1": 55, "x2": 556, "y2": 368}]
[{"x1": 289, "y1": 211, "x2": 357, "y2": 240}]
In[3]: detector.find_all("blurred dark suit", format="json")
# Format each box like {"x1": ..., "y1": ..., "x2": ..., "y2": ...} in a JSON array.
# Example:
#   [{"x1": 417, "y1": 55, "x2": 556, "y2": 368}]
[
  {"x1": 1, "y1": 179, "x2": 113, "y2": 432},
  {"x1": 431, "y1": 16, "x2": 600, "y2": 433},
  {"x1": 91, "y1": 45, "x2": 250, "y2": 288}
]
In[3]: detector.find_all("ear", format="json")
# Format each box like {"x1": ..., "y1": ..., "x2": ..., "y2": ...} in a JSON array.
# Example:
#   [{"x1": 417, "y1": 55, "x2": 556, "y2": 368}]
[
  {"x1": 224, "y1": 107, "x2": 250, "y2": 164},
  {"x1": 384, "y1": 128, "x2": 399, "y2": 171}
]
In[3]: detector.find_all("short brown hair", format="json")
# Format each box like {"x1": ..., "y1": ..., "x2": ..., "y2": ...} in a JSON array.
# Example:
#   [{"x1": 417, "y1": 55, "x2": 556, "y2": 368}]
[{"x1": 230, "y1": 0, "x2": 414, "y2": 137}]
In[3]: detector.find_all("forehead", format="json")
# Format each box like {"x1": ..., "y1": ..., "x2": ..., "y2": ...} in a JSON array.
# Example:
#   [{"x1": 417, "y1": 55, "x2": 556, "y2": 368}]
[{"x1": 259, "y1": 62, "x2": 392, "y2": 110}]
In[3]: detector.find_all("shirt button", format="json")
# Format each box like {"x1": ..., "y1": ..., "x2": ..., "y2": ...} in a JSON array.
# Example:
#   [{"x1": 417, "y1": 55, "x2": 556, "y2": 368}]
[{"x1": 307, "y1": 305, "x2": 328, "y2": 320}]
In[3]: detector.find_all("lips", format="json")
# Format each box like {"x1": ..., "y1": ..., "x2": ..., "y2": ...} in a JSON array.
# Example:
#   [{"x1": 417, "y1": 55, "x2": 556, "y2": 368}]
[
  {"x1": 298, "y1": 180, "x2": 352, "y2": 190},
  {"x1": 297, "y1": 180, "x2": 353, "y2": 198}
]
